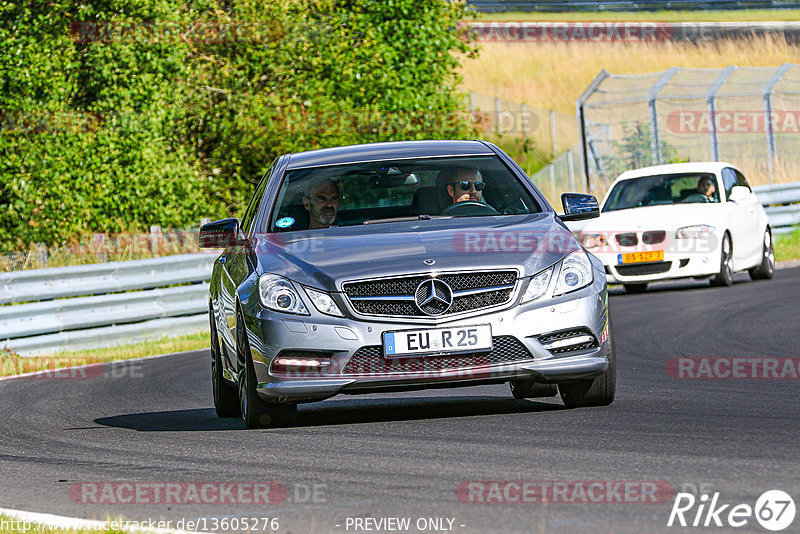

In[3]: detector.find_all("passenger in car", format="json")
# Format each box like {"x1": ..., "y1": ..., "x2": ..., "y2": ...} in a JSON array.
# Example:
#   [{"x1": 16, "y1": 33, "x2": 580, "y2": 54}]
[
  {"x1": 683, "y1": 176, "x2": 717, "y2": 203},
  {"x1": 303, "y1": 177, "x2": 340, "y2": 229}
]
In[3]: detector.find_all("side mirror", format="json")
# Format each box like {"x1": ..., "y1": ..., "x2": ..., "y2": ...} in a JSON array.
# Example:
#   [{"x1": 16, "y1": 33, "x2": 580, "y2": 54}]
[
  {"x1": 559, "y1": 193, "x2": 600, "y2": 221},
  {"x1": 728, "y1": 185, "x2": 750, "y2": 203},
  {"x1": 199, "y1": 218, "x2": 243, "y2": 248}
]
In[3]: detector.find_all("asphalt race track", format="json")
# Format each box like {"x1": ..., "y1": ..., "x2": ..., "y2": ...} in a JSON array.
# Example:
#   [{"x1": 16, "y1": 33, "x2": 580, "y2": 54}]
[{"x1": 1, "y1": 267, "x2": 799, "y2": 534}]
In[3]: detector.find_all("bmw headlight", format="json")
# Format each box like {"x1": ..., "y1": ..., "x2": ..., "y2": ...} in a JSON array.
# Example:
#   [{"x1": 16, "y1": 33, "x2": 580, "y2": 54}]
[
  {"x1": 581, "y1": 233, "x2": 607, "y2": 250},
  {"x1": 304, "y1": 286, "x2": 344, "y2": 317},
  {"x1": 553, "y1": 250, "x2": 594, "y2": 296},
  {"x1": 676, "y1": 225, "x2": 715, "y2": 239},
  {"x1": 521, "y1": 267, "x2": 553, "y2": 303},
  {"x1": 258, "y1": 274, "x2": 308, "y2": 315}
]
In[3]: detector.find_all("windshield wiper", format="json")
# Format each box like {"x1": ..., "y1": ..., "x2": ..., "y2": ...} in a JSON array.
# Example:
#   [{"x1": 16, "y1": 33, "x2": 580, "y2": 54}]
[{"x1": 362, "y1": 215, "x2": 441, "y2": 225}]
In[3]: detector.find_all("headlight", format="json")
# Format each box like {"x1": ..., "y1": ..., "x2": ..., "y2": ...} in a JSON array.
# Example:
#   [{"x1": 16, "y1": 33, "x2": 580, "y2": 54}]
[
  {"x1": 520, "y1": 267, "x2": 553, "y2": 304},
  {"x1": 676, "y1": 225, "x2": 715, "y2": 239},
  {"x1": 553, "y1": 250, "x2": 594, "y2": 296},
  {"x1": 521, "y1": 267, "x2": 553, "y2": 303},
  {"x1": 304, "y1": 286, "x2": 344, "y2": 317},
  {"x1": 581, "y1": 233, "x2": 607, "y2": 250},
  {"x1": 258, "y1": 274, "x2": 308, "y2": 315}
]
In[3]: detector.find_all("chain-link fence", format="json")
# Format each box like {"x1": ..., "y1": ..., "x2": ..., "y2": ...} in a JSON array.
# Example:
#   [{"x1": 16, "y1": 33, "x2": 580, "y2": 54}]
[
  {"x1": 577, "y1": 64, "x2": 800, "y2": 198},
  {"x1": 467, "y1": 92, "x2": 582, "y2": 205}
]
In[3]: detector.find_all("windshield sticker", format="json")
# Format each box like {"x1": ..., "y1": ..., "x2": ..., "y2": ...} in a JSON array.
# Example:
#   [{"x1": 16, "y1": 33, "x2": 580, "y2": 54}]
[{"x1": 276, "y1": 217, "x2": 295, "y2": 228}]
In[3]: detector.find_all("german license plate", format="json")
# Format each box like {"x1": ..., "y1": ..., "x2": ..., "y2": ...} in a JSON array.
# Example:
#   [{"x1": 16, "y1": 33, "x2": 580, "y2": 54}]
[
  {"x1": 382, "y1": 324, "x2": 492, "y2": 358},
  {"x1": 618, "y1": 250, "x2": 664, "y2": 264}
]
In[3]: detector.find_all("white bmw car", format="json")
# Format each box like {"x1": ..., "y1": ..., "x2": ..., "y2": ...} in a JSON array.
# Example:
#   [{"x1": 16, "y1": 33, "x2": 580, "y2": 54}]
[{"x1": 576, "y1": 162, "x2": 774, "y2": 292}]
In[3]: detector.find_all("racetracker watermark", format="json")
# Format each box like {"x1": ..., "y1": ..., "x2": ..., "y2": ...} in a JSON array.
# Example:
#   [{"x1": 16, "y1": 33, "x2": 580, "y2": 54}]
[
  {"x1": 468, "y1": 22, "x2": 675, "y2": 42},
  {"x1": 70, "y1": 21, "x2": 282, "y2": 44},
  {"x1": 69, "y1": 482, "x2": 288, "y2": 505},
  {"x1": 1, "y1": 110, "x2": 104, "y2": 135},
  {"x1": 667, "y1": 111, "x2": 800, "y2": 134},
  {"x1": 1, "y1": 359, "x2": 143, "y2": 380},
  {"x1": 451, "y1": 229, "x2": 577, "y2": 254},
  {"x1": 667, "y1": 357, "x2": 800, "y2": 379},
  {"x1": 456, "y1": 481, "x2": 674, "y2": 504}
]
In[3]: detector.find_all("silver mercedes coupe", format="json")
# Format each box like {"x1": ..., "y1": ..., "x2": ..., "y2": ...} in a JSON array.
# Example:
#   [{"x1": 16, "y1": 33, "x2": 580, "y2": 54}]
[{"x1": 200, "y1": 140, "x2": 614, "y2": 428}]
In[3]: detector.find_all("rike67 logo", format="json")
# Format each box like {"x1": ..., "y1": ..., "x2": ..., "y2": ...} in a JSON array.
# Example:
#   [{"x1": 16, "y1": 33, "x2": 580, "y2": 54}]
[{"x1": 668, "y1": 490, "x2": 796, "y2": 531}]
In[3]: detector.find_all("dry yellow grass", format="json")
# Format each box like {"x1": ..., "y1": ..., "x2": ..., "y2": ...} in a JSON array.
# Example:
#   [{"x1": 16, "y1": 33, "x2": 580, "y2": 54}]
[{"x1": 459, "y1": 35, "x2": 800, "y2": 116}]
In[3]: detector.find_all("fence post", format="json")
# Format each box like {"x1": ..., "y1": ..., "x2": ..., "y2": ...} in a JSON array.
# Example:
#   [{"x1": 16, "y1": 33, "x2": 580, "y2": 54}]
[
  {"x1": 494, "y1": 97, "x2": 501, "y2": 135},
  {"x1": 648, "y1": 67, "x2": 679, "y2": 165},
  {"x1": 550, "y1": 110, "x2": 557, "y2": 158},
  {"x1": 34, "y1": 242, "x2": 48, "y2": 268},
  {"x1": 150, "y1": 225, "x2": 163, "y2": 255},
  {"x1": 762, "y1": 64, "x2": 792, "y2": 184},
  {"x1": 706, "y1": 66, "x2": 736, "y2": 162},
  {"x1": 469, "y1": 91, "x2": 475, "y2": 113},
  {"x1": 576, "y1": 70, "x2": 610, "y2": 194},
  {"x1": 521, "y1": 103, "x2": 528, "y2": 140},
  {"x1": 567, "y1": 150, "x2": 577, "y2": 192}
]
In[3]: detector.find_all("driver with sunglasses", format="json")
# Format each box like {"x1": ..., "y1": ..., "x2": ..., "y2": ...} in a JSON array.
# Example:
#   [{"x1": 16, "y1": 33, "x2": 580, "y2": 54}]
[{"x1": 443, "y1": 167, "x2": 486, "y2": 205}]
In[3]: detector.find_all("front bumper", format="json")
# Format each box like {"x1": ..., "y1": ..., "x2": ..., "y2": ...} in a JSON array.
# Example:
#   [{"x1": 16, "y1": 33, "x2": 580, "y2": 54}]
[{"x1": 240, "y1": 271, "x2": 610, "y2": 404}]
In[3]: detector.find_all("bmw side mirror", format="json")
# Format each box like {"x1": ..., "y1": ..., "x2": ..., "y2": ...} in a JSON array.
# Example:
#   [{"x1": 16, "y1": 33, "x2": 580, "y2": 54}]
[
  {"x1": 199, "y1": 218, "x2": 244, "y2": 248},
  {"x1": 728, "y1": 186, "x2": 750, "y2": 203},
  {"x1": 560, "y1": 193, "x2": 600, "y2": 221}
]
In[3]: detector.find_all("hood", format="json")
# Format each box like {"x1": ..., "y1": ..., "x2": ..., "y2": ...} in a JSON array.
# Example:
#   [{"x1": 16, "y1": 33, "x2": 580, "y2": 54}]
[
  {"x1": 252, "y1": 214, "x2": 579, "y2": 292},
  {"x1": 582, "y1": 203, "x2": 725, "y2": 234}
]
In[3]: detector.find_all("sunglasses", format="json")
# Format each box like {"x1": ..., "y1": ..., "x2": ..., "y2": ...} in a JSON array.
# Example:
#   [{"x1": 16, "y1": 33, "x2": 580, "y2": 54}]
[{"x1": 452, "y1": 180, "x2": 486, "y2": 192}]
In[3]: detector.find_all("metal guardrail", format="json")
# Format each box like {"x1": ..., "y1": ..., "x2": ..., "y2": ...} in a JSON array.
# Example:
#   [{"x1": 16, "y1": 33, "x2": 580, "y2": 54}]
[
  {"x1": 0, "y1": 253, "x2": 214, "y2": 356},
  {"x1": 467, "y1": 0, "x2": 800, "y2": 11},
  {"x1": 754, "y1": 182, "x2": 800, "y2": 234}
]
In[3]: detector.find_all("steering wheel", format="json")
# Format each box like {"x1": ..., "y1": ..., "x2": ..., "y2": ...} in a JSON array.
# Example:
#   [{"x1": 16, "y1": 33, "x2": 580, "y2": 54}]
[{"x1": 440, "y1": 201, "x2": 500, "y2": 216}]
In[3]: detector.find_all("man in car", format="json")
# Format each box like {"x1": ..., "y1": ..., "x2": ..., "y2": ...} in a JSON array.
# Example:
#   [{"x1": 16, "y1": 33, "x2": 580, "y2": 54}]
[
  {"x1": 684, "y1": 176, "x2": 717, "y2": 203},
  {"x1": 441, "y1": 167, "x2": 486, "y2": 205},
  {"x1": 302, "y1": 177, "x2": 339, "y2": 229}
]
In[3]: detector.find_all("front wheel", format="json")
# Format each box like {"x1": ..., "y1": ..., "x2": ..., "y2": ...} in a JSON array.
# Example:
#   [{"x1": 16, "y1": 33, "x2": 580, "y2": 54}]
[
  {"x1": 748, "y1": 229, "x2": 775, "y2": 280},
  {"x1": 711, "y1": 233, "x2": 733, "y2": 287},
  {"x1": 559, "y1": 317, "x2": 616, "y2": 408},
  {"x1": 210, "y1": 304, "x2": 240, "y2": 418},
  {"x1": 509, "y1": 379, "x2": 557, "y2": 399},
  {"x1": 236, "y1": 311, "x2": 297, "y2": 428}
]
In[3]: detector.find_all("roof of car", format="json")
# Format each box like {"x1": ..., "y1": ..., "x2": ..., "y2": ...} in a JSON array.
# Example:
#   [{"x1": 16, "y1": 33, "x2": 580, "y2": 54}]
[
  {"x1": 615, "y1": 161, "x2": 739, "y2": 181},
  {"x1": 285, "y1": 140, "x2": 495, "y2": 170}
]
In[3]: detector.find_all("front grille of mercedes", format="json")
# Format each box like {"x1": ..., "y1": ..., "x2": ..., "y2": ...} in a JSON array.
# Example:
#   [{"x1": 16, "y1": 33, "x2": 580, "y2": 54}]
[
  {"x1": 341, "y1": 335, "x2": 532, "y2": 375},
  {"x1": 342, "y1": 270, "x2": 517, "y2": 318}
]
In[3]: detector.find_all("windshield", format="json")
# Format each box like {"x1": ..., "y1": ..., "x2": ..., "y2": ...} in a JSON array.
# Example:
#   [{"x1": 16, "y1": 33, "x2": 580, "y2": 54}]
[
  {"x1": 602, "y1": 173, "x2": 720, "y2": 212},
  {"x1": 267, "y1": 155, "x2": 543, "y2": 232}
]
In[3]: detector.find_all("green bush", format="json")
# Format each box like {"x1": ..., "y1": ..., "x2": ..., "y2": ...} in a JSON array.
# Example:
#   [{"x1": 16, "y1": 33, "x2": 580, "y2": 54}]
[{"x1": 0, "y1": 0, "x2": 478, "y2": 249}]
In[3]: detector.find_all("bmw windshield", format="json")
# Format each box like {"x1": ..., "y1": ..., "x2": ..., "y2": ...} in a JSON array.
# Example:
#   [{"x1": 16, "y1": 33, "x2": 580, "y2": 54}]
[{"x1": 603, "y1": 173, "x2": 720, "y2": 212}]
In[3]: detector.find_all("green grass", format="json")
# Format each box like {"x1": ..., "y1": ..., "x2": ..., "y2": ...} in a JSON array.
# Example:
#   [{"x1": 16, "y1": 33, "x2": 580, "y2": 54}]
[
  {"x1": 471, "y1": 9, "x2": 800, "y2": 22},
  {"x1": 775, "y1": 228, "x2": 800, "y2": 262},
  {"x1": 0, "y1": 332, "x2": 208, "y2": 378}
]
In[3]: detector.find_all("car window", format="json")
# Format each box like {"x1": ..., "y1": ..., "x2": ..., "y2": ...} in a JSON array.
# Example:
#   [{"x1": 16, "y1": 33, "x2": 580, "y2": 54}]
[
  {"x1": 721, "y1": 168, "x2": 738, "y2": 199},
  {"x1": 603, "y1": 173, "x2": 719, "y2": 212},
  {"x1": 241, "y1": 161, "x2": 276, "y2": 235},
  {"x1": 266, "y1": 155, "x2": 542, "y2": 232},
  {"x1": 733, "y1": 169, "x2": 752, "y2": 191}
]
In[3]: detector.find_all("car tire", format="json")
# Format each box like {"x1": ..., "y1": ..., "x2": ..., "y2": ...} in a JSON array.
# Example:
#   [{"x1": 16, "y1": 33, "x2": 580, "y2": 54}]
[
  {"x1": 623, "y1": 283, "x2": 647, "y2": 293},
  {"x1": 236, "y1": 311, "x2": 297, "y2": 429},
  {"x1": 748, "y1": 228, "x2": 775, "y2": 281},
  {"x1": 509, "y1": 379, "x2": 558, "y2": 399},
  {"x1": 559, "y1": 317, "x2": 616, "y2": 408},
  {"x1": 210, "y1": 303, "x2": 240, "y2": 418},
  {"x1": 711, "y1": 232, "x2": 733, "y2": 287}
]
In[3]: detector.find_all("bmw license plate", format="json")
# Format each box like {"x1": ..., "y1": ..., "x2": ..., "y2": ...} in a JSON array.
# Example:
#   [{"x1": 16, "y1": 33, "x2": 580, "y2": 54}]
[
  {"x1": 382, "y1": 324, "x2": 492, "y2": 358},
  {"x1": 618, "y1": 250, "x2": 665, "y2": 264}
]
